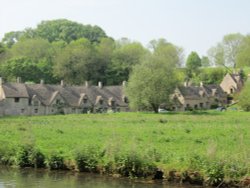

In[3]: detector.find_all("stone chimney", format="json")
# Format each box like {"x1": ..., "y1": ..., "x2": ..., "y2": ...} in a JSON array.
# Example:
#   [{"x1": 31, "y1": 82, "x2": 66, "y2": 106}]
[
  {"x1": 200, "y1": 82, "x2": 203, "y2": 87},
  {"x1": 40, "y1": 79, "x2": 44, "y2": 84},
  {"x1": 122, "y1": 81, "x2": 127, "y2": 87},
  {"x1": 85, "y1": 81, "x2": 89, "y2": 87},
  {"x1": 0, "y1": 77, "x2": 2, "y2": 85},
  {"x1": 98, "y1": 81, "x2": 102, "y2": 89},
  {"x1": 16, "y1": 77, "x2": 21, "y2": 83},
  {"x1": 184, "y1": 81, "x2": 188, "y2": 87},
  {"x1": 61, "y1": 80, "x2": 64, "y2": 87}
]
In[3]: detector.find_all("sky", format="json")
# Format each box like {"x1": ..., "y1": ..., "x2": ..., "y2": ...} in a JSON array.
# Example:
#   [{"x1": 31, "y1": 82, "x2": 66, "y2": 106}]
[{"x1": 0, "y1": 0, "x2": 250, "y2": 56}]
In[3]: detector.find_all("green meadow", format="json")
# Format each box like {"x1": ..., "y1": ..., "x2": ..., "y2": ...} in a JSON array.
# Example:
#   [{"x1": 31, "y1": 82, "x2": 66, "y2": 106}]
[{"x1": 0, "y1": 111, "x2": 249, "y2": 186}]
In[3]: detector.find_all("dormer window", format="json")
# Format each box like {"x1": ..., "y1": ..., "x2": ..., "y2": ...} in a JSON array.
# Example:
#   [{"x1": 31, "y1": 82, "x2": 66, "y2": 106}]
[
  {"x1": 99, "y1": 100, "x2": 103, "y2": 105},
  {"x1": 83, "y1": 98, "x2": 87, "y2": 104}
]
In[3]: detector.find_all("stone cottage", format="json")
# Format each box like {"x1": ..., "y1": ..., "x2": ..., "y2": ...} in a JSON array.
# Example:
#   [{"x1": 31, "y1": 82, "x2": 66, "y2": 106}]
[
  {"x1": 0, "y1": 78, "x2": 129, "y2": 116},
  {"x1": 220, "y1": 73, "x2": 244, "y2": 95},
  {"x1": 170, "y1": 82, "x2": 228, "y2": 111}
]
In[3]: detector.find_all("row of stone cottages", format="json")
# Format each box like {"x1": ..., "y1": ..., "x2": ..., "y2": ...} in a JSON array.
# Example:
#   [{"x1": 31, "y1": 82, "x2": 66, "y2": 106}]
[{"x1": 0, "y1": 73, "x2": 243, "y2": 116}]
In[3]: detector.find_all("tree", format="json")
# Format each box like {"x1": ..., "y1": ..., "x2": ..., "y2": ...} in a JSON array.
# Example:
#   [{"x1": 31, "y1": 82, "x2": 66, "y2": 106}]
[
  {"x1": 222, "y1": 33, "x2": 243, "y2": 68},
  {"x1": 35, "y1": 19, "x2": 107, "y2": 43},
  {"x1": 110, "y1": 42, "x2": 148, "y2": 84},
  {"x1": 6, "y1": 38, "x2": 56, "y2": 83},
  {"x1": 201, "y1": 56, "x2": 210, "y2": 67},
  {"x1": 207, "y1": 43, "x2": 225, "y2": 67},
  {"x1": 126, "y1": 40, "x2": 180, "y2": 113},
  {"x1": 53, "y1": 38, "x2": 96, "y2": 84},
  {"x1": 1, "y1": 31, "x2": 24, "y2": 48},
  {"x1": 207, "y1": 33, "x2": 243, "y2": 68},
  {"x1": 238, "y1": 80, "x2": 250, "y2": 111},
  {"x1": 236, "y1": 35, "x2": 250, "y2": 68},
  {"x1": 0, "y1": 57, "x2": 42, "y2": 82},
  {"x1": 186, "y1": 51, "x2": 201, "y2": 79}
]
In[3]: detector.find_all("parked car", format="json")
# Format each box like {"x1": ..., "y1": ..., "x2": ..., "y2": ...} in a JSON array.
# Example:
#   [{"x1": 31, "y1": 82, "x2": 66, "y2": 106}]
[
  {"x1": 216, "y1": 106, "x2": 227, "y2": 111},
  {"x1": 158, "y1": 109, "x2": 169, "y2": 113}
]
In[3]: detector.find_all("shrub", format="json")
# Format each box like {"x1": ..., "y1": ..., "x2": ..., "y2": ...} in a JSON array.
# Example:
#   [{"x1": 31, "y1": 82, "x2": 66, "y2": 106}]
[
  {"x1": 16, "y1": 145, "x2": 45, "y2": 168},
  {"x1": 115, "y1": 151, "x2": 156, "y2": 178},
  {"x1": 46, "y1": 151, "x2": 66, "y2": 170},
  {"x1": 238, "y1": 80, "x2": 250, "y2": 111},
  {"x1": 75, "y1": 146, "x2": 100, "y2": 172}
]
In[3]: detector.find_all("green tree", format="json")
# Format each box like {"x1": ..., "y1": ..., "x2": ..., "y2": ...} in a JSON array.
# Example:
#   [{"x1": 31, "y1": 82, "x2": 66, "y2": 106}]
[
  {"x1": 1, "y1": 31, "x2": 24, "y2": 48},
  {"x1": 53, "y1": 38, "x2": 96, "y2": 84},
  {"x1": 238, "y1": 80, "x2": 250, "y2": 111},
  {"x1": 186, "y1": 51, "x2": 201, "y2": 79},
  {"x1": 110, "y1": 42, "x2": 148, "y2": 84},
  {"x1": 7, "y1": 38, "x2": 56, "y2": 83},
  {"x1": 236, "y1": 35, "x2": 250, "y2": 68},
  {"x1": 126, "y1": 40, "x2": 180, "y2": 113},
  {"x1": 35, "y1": 19, "x2": 107, "y2": 43},
  {"x1": 0, "y1": 57, "x2": 42, "y2": 82},
  {"x1": 207, "y1": 44, "x2": 225, "y2": 67},
  {"x1": 201, "y1": 56, "x2": 210, "y2": 67},
  {"x1": 222, "y1": 33, "x2": 243, "y2": 68},
  {"x1": 207, "y1": 33, "x2": 243, "y2": 68}
]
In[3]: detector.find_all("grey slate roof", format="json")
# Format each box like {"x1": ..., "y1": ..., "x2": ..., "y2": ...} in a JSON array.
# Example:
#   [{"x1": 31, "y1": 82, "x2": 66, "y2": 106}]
[
  {"x1": 1, "y1": 82, "x2": 128, "y2": 108},
  {"x1": 2, "y1": 83, "x2": 29, "y2": 98}
]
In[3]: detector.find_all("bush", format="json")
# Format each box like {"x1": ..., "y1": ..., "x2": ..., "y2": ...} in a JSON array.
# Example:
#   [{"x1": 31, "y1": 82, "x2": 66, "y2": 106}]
[
  {"x1": 16, "y1": 145, "x2": 45, "y2": 168},
  {"x1": 238, "y1": 80, "x2": 250, "y2": 111},
  {"x1": 46, "y1": 151, "x2": 66, "y2": 170},
  {"x1": 115, "y1": 151, "x2": 156, "y2": 178},
  {"x1": 75, "y1": 146, "x2": 100, "y2": 172}
]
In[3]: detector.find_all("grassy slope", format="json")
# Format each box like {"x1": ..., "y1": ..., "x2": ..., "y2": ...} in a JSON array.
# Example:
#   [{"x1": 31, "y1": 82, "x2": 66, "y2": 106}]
[{"x1": 0, "y1": 111, "x2": 249, "y2": 180}]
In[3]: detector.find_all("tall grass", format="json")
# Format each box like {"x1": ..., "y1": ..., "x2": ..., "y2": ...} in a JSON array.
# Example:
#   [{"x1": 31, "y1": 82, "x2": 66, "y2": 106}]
[{"x1": 0, "y1": 111, "x2": 249, "y2": 185}]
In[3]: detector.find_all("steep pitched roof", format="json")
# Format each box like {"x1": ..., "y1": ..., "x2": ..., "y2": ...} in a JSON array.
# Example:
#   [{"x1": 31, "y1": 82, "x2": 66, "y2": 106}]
[
  {"x1": 178, "y1": 86, "x2": 204, "y2": 99},
  {"x1": 1, "y1": 83, "x2": 29, "y2": 98}
]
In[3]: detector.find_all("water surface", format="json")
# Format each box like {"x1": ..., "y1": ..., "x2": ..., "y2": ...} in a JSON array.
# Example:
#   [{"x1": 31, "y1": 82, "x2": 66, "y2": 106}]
[{"x1": 0, "y1": 167, "x2": 194, "y2": 188}]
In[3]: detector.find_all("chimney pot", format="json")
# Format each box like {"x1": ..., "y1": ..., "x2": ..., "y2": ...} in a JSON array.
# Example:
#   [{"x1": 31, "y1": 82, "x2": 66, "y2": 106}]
[
  {"x1": 122, "y1": 81, "x2": 127, "y2": 87},
  {"x1": 17, "y1": 77, "x2": 21, "y2": 83},
  {"x1": 200, "y1": 82, "x2": 203, "y2": 87},
  {"x1": 98, "y1": 81, "x2": 102, "y2": 89},
  {"x1": 61, "y1": 80, "x2": 64, "y2": 87},
  {"x1": 40, "y1": 79, "x2": 44, "y2": 84},
  {"x1": 85, "y1": 81, "x2": 89, "y2": 87},
  {"x1": 0, "y1": 77, "x2": 2, "y2": 85}
]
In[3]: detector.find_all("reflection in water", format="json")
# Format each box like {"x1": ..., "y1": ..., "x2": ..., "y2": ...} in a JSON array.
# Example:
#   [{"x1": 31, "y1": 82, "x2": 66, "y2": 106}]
[{"x1": 0, "y1": 167, "x2": 191, "y2": 188}]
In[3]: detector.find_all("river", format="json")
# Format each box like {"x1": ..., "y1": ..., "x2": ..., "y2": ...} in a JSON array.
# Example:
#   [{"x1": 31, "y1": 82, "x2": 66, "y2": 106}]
[{"x1": 0, "y1": 167, "x2": 196, "y2": 188}]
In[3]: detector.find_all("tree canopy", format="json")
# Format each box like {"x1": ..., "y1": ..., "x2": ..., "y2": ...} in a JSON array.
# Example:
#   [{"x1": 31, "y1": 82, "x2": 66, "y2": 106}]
[{"x1": 126, "y1": 40, "x2": 180, "y2": 113}]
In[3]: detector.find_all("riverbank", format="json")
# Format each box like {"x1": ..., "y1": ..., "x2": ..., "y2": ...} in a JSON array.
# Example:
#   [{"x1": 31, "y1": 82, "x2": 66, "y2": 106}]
[{"x1": 0, "y1": 111, "x2": 249, "y2": 187}]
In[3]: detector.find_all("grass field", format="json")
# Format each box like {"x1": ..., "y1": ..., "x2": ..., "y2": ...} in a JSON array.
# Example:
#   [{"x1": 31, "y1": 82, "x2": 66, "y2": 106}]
[{"x1": 0, "y1": 111, "x2": 249, "y2": 185}]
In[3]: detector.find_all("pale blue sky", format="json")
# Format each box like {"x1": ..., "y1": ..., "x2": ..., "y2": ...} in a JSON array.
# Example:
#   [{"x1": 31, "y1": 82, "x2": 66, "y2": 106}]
[{"x1": 0, "y1": 0, "x2": 250, "y2": 56}]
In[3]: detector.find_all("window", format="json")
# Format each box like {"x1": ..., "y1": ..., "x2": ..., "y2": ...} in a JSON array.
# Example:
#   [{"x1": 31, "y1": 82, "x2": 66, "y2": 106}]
[
  {"x1": 111, "y1": 101, "x2": 115, "y2": 106},
  {"x1": 194, "y1": 104, "x2": 198, "y2": 109},
  {"x1": 83, "y1": 98, "x2": 87, "y2": 104},
  {"x1": 99, "y1": 100, "x2": 103, "y2": 105},
  {"x1": 230, "y1": 88, "x2": 234, "y2": 94},
  {"x1": 34, "y1": 109, "x2": 38, "y2": 113},
  {"x1": 21, "y1": 109, "x2": 25, "y2": 113},
  {"x1": 14, "y1": 98, "x2": 20, "y2": 103},
  {"x1": 200, "y1": 103, "x2": 203, "y2": 108}
]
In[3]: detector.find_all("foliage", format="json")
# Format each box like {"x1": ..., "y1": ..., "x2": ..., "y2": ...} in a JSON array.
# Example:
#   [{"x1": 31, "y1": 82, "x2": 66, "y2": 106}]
[
  {"x1": 126, "y1": 40, "x2": 180, "y2": 113},
  {"x1": 238, "y1": 80, "x2": 250, "y2": 111},
  {"x1": 35, "y1": 19, "x2": 107, "y2": 43},
  {"x1": 201, "y1": 56, "x2": 210, "y2": 67},
  {"x1": 110, "y1": 42, "x2": 148, "y2": 84},
  {"x1": 207, "y1": 33, "x2": 244, "y2": 68},
  {"x1": 197, "y1": 67, "x2": 227, "y2": 84},
  {"x1": 75, "y1": 146, "x2": 100, "y2": 172},
  {"x1": 237, "y1": 35, "x2": 250, "y2": 68},
  {"x1": 186, "y1": 51, "x2": 201, "y2": 79}
]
